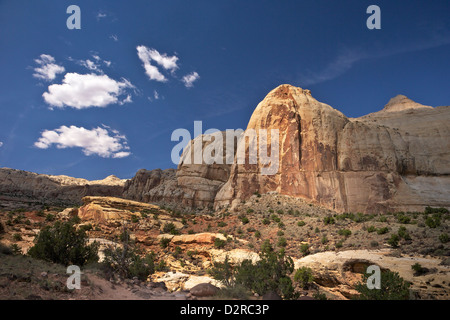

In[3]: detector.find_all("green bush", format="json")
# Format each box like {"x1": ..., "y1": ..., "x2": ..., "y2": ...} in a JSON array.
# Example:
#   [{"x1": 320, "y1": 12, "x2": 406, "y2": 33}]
[
  {"x1": 300, "y1": 243, "x2": 310, "y2": 256},
  {"x1": 163, "y1": 222, "x2": 180, "y2": 235},
  {"x1": 28, "y1": 221, "x2": 98, "y2": 266},
  {"x1": 323, "y1": 216, "x2": 335, "y2": 225},
  {"x1": 396, "y1": 214, "x2": 411, "y2": 224},
  {"x1": 262, "y1": 218, "x2": 270, "y2": 225},
  {"x1": 217, "y1": 221, "x2": 227, "y2": 227},
  {"x1": 103, "y1": 246, "x2": 155, "y2": 281},
  {"x1": 13, "y1": 233, "x2": 22, "y2": 241},
  {"x1": 397, "y1": 226, "x2": 411, "y2": 241},
  {"x1": 425, "y1": 216, "x2": 441, "y2": 228},
  {"x1": 254, "y1": 230, "x2": 261, "y2": 238},
  {"x1": 355, "y1": 270, "x2": 410, "y2": 300},
  {"x1": 377, "y1": 227, "x2": 389, "y2": 235},
  {"x1": 439, "y1": 233, "x2": 449, "y2": 244},
  {"x1": 271, "y1": 214, "x2": 280, "y2": 223},
  {"x1": 411, "y1": 263, "x2": 426, "y2": 276},
  {"x1": 338, "y1": 229, "x2": 352, "y2": 237},
  {"x1": 160, "y1": 237, "x2": 171, "y2": 248},
  {"x1": 388, "y1": 234, "x2": 400, "y2": 248},
  {"x1": 294, "y1": 267, "x2": 314, "y2": 289},
  {"x1": 367, "y1": 226, "x2": 376, "y2": 233},
  {"x1": 209, "y1": 240, "x2": 298, "y2": 299},
  {"x1": 277, "y1": 237, "x2": 287, "y2": 247},
  {"x1": 297, "y1": 221, "x2": 306, "y2": 227},
  {"x1": 234, "y1": 241, "x2": 298, "y2": 299},
  {"x1": 214, "y1": 238, "x2": 226, "y2": 249},
  {"x1": 240, "y1": 216, "x2": 250, "y2": 224}
]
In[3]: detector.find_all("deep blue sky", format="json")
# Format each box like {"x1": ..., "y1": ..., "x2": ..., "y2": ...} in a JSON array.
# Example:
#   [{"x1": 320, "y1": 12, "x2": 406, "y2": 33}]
[{"x1": 0, "y1": 0, "x2": 449, "y2": 180}]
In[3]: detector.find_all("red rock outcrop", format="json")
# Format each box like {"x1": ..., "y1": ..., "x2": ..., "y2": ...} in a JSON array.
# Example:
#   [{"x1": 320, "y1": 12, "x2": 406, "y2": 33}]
[{"x1": 214, "y1": 84, "x2": 450, "y2": 213}]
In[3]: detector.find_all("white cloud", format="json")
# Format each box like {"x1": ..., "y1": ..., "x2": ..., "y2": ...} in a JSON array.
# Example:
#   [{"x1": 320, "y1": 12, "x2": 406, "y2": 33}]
[
  {"x1": 110, "y1": 34, "x2": 118, "y2": 42},
  {"x1": 182, "y1": 72, "x2": 200, "y2": 88},
  {"x1": 0, "y1": 142, "x2": 3, "y2": 147},
  {"x1": 79, "y1": 59, "x2": 102, "y2": 72},
  {"x1": 33, "y1": 54, "x2": 65, "y2": 81},
  {"x1": 136, "y1": 46, "x2": 167, "y2": 82},
  {"x1": 96, "y1": 12, "x2": 107, "y2": 20},
  {"x1": 147, "y1": 48, "x2": 179, "y2": 71},
  {"x1": 154, "y1": 90, "x2": 160, "y2": 100},
  {"x1": 34, "y1": 125, "x2": 131, "y2": 158},
  {"x1": 298, "y1": 32, "x2": 450, "y2": 86},
  {"x1": 42, "y1": 73, "x2": 134, "y2": 109}
]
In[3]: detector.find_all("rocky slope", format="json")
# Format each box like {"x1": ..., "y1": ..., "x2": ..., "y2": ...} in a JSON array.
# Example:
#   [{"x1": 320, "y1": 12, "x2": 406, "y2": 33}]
[{"x1": 0, "y1": 168, "x2": 126, "y2": 206}]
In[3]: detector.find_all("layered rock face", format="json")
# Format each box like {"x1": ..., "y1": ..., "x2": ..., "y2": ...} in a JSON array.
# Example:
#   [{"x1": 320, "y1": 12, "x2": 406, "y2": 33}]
[
  {"x1": 215, "y1": 85, "x2": 450, "y2": 213},
  {"x1": 124, "y1": 131, "x2": 236, "y2": 209},
  {"x1": 0, "y1": 168, "x2": 126, "y2": 205}
]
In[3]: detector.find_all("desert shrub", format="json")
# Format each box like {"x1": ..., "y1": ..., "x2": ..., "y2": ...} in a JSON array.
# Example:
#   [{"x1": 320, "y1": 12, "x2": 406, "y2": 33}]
[
  {"x1": 217, "y1": 221, "x2": 227, "y2": 227},
  {"x1": 163, "y1": 222, "x2": 180, "y2": 235},
  {"x1": 278, "y1": 221, "x2": 285, "y2": 229},
  {"x1": 397, "y1": 226, "x2": 411, "y2": 241},
  {"x1": 321, "y1": 235, "x2": 328, "y2": 244},
  {"x1": 377, "y1": 227, "x2": 389, "y2": 235},
  {"x1": 367, "y1": 226, "x2": 376, "y2": 233},
  {"x1": 277, "y1": 230, "x2": 284, "y2": 236},
  {"x1": 336, "y1": 241, "x2": 343, "y2": 248},
  {"x1": 388, "y1": 234, "x2": 400, "y2": 248},
  {"x1": 323, "y1": 216, "x2": 335, "y2": 225},
  {"x1": 130, "y1": 214, "x2": 140, "y2": 223},
  {"x1": 379, "y1": 216, "x2": 388, "y2": 223},
  {"x1": 439, "y1": 233, "x2": 449, "y2": 244},
  {"x1": 370, "y1": 241, "x2": 379, "y2": 247},
  {"x1": 262, "y1": 218, "x2": 270, "y2": 225},
  {"x1": 355, "y1": 270, "x2": 410, "y2": 300},
  {"x1": 314, "y1": 227, "x2": 320, "y2": 233},
  {"x1": 160, "y1": 237, "x2": 171, "y2": 248},
  {"x1": 425, "y1": 216, "x2": 441, "y2": 228},
  {"x1": 10, "y1": 243, "x2": 22, "y2": 255},
  {"x1": 313, "y1": 291, "x2": 327, "y2": 300},
  {"x1": 300, "y1": 243, "x2": 310, "y2": 256},
  {"x1": 103, "y1": 246, "x2": 155, "y2": 281},
  {"x1": 254, "y1": 230, "x2": 261, "y2": 238},
  {"x1": 411, "y1": 263, "x2": 426, "y2": 276},
  {"x1": 240, "y1": 216, "x2": 250, "y2": 224},
  {"x1": 277, "y1": 209, "x2": 284, "y2": 215},
  {"x1": 297, "y1": 221, "x2": 306, "y2": 227},
  {"x1": 396, "y1": 214, "x2": 411, "y2": 224},
  {"x1": 79, "y1": 223, "x2": 92, "y2": 232},
  {"x1": 424, "y1": 207, "x2": 449, "y2": 214},
  {"x1": 294, "y1": 267, "x2": 314, "y2": 289},
  {"x1": 234, "y1": 241, "x2": 298, "y2": 299},
  {"x1": 338, "y1": 229, "x2": 352, "y2": 237},
  {"x1": 277, "y1": 237, "x2": 287, "y2": 247},
  {"x1": 271, "y1": 214, "x2": 280, "y2": 223},
  {"x1": 214, "y1": 238, "x2": 226, "y2": 249},
  {"x1": 28, "y1": 221, "x2": 98, "y2": 266},
  {"x1": 210, "y1": 241, "x2": 298, "y2": 299},
  {"x1": 45, "y1": 213, "x2": 55, "y2": 222},
  {"x1": 13, "y1": 233, "x2": 22, "y2": 241}
]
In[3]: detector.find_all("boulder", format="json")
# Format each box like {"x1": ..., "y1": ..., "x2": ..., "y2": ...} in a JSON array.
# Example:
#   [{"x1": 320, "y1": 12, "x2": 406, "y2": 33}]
[{"x1": 189, "y1": 283, "x2": 220, "y2": 297}]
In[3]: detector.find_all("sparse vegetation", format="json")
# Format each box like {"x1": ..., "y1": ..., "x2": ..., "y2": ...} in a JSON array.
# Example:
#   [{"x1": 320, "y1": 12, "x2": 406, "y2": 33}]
[
  {"x1": 355, "y1": 270, "x2": 410, "y2": 300},
  {"x1": 294, "y1": 267, "x2": 314, "y2": 289},
  {"x1": 28, "y1": 221, "x2": 99, "y2": 266}
]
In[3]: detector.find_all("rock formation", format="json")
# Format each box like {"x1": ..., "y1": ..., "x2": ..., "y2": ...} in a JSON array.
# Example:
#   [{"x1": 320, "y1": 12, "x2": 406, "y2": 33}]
[
  {"x1": 214, "y1": 85, "x2": 450, "y2": 213},
  {"x1": 0, "y1": 168, "x2": 126, "y2": 205},
  {"x1": 123, "y1": 131, "x2": 236, "y2": 209}
]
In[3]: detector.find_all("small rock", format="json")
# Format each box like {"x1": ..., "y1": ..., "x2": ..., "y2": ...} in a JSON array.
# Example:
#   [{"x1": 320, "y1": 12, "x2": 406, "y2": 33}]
[
  {"x1": 40, "y1": 272, "x2": 48, "y2": 278},
  {"x1": 262, "y1": 291, "x2": 282, "y2": 300},
  {"x1": 189, "y1": 283, "x2": 219, "y2": 297}
]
